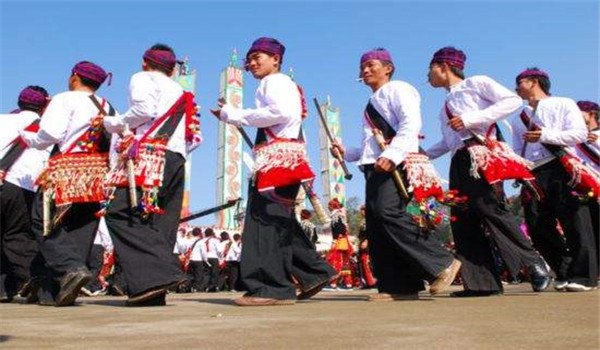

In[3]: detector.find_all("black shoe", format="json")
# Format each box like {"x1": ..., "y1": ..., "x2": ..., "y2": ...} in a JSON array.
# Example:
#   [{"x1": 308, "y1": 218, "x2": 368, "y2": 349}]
[
  {"x1": 109, "y1": 284, "x2": 126, "y2": 296},
  {"x1": 55, "y1": 267, "x2": 92, "y2": 307},
  {"x1": 529, "y1": 263, "x2": 552, "y2": 292},
  {"x1": 127, "y1": 292, "x2": 166, "y2": 307},
  {"x1": 0, "y1": 294, "x2": 13, "y2": 303},
  {"x1": 450, "y1": 290, "x2": 503, "y2": 298}
]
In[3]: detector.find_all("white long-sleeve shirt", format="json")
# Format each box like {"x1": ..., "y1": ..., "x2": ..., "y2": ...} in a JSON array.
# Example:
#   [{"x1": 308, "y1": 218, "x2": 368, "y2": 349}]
[
  {"x1": 0, "y1": 111, "x2": 51, "y2": 191},
  {"x1": 20, "y1": 91, "x2": 113, "y2": 153},
  {"x1": 220, "y1": 72, "x2": 302, "y2": 139},
  {"x1": 103, "y1": 71, "x2": 187, "y2": 156},
  {"x1": 511, "y1": 97, "x2": 587, "y2": 165},
  {"x1": 344, "y1": 81, "x2": 421, "y2": 167},
  {"x1": 188, "y1": 238, "x2": 204, "y2": 262},
  {"x1": 426, "y1": 75, "x2": 522, "y2": 159},
  {"x1": 226, "y1": 241, "x2": 242, "y2": 262},
  {"x1": 575, "y1": 129, "x2": 600, "y2": 173},
  {"x1": 201, "y1": 236, "x2": 221, "y2": 260}
]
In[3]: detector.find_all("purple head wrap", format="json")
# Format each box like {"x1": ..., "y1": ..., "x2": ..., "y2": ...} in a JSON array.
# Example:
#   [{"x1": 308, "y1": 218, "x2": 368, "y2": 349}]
[
  {"x1": 18, "y1": 87, "x2": 48, "y2": 108},
  {"x1": 143, "y1": 48, "x2": 177, "y2": 71},
  {"x1": 516, "y1": 68, "x2": 549, "y2": 83},
  {"x1": 430, "y1": 47, "x2": 467, "y2": 70},
  {"x1": 577, "y1": 100, "x2": 600, "y2": 113},
  {"x1": 360, "y1": 48, "x2": 394, "y2": 66},
  {"x1": 72, "y1": 61, "x2": 111, "y2": 86},
  {"x1": 246, "y1": 37, "x2": 286, "y2": 59}
]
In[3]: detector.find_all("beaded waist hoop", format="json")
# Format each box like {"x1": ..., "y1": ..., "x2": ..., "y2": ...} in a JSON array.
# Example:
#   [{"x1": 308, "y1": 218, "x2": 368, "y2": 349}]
[
  {"x1": 36, "y1": 152, "x2": 109, "y2": 206},
  {"x1": 253, "y1": 138, "x2": 315, "y2": 193},
  {"x1": 401, "y1": 153, "x2": 444, "y2": 202}
]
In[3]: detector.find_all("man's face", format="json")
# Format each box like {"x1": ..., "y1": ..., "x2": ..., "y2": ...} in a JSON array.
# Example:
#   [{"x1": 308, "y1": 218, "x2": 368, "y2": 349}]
[
  {"x1": 246, "y1": 51, "x2": 279, "y2": 79},
  {"x1": 360, "y1": 59, "x2": 391, "y2": 88},
  {"x1": 515, "y1": 78, "x2": 535, "y2": 99},
  {"x1": 68, "y1": 75, "x2": 77, "y2": 91},
  {"x1": 581, "y1": 111, "x2": 599, "y2": 130},
  {"x1": 427, "y1": 63, "x2": 446, "y2": 88}
]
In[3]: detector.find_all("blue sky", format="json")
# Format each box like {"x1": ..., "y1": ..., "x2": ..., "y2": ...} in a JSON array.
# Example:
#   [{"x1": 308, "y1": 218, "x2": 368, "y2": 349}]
[{"x1": 1, "y1": 0, "x2": 598, "y2": 225}]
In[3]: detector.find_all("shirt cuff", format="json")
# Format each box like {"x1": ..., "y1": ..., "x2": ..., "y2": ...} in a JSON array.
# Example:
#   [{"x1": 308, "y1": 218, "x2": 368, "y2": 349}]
[
  {"x1": 220, "y1": 104, "x2": 241, "y2": 126},
  {"x1": 461, "y1": 110, "x2": 483, "y2": 129},
  {"x1": 103, "y1": 116, "x2": 125, "y2": 134},
  {"x1": 379, "y1": 147, "x2": 405, "y2": 166},
  {"x1": 344, "y1": 147, "x2": 361, "y2": 162},
  {"x1": 18, "y1": 130, "x2": 38, "y2": 147},
  {"x1": 538, "y1": 127, "x2": 557, "y2": 144}
]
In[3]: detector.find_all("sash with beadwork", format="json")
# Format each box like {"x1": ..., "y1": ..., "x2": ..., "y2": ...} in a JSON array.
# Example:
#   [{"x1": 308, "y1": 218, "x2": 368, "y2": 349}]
[
  {"x1": 519, "y1": 111, "x2": 600, "y2": 200},
  {"x1": 364, "y1": 102, "x2": 444, "y2": 202},
  {"x1": 36, "y1": 96, "x2": 114, "y2": 208},
  {"x1": 445, "y1": 103, "x2": 535, "y2": 184},
  {"x1": 0, "y1": 119, "x2": 40, "y2": 182},
  {"x1": 105, "y1": 92, "x2": 198, "y2": 216}
]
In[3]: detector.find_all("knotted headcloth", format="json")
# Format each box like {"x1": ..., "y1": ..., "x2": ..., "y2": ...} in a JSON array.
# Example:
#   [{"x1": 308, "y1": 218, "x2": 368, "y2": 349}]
[{"x1": 430, "y1": 47, "x2": 466, "y2": 70}]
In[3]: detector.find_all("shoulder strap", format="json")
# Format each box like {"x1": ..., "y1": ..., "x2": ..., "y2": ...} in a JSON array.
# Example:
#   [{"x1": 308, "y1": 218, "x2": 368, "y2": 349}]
[
  {"x1": 518, "y1": 110, "x2": 563, "y2": 156},
  {"x1": 0, "y1": 119, "x2": 41, "y2": 173},
  {"x1": 577, "y1": 143, "x2": 600, "y2": 165},
  {"x1": 365, "y1": 102, "x2": 396, "y2": 140},
  {"x1": 140, "y1": 93, "x2": 187, "y2": 142}
]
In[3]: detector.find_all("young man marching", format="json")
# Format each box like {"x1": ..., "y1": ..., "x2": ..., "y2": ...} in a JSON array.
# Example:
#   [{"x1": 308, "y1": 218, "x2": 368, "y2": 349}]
[
  {"x1": 0, "y1": 86, "x2": 50, "y2": 302},
  {"x1": 103, "y1": 44, "x2": 201, "y2": 306},
  {"x1": 513, "y1": 69, "x2": 597, "y2": 292},
  {"x1": 576, "y1": 100, "x2": 599, "y2": 278},
  {"x1": 21, "y1": 62, "x2": 115, "y2": 306},
  {"x1": 331, "y1": 48, "x2": 461, "y2": 301},
  {"x1": 425, "y1": 47, "x2": 551, "y2": 297},
  {"x1": 211, "y1": 37, "x2": 335, "y2": 306}
]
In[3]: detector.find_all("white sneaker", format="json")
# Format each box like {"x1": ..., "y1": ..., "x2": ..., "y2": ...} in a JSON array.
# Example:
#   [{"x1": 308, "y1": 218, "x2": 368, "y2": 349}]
[
  {"x1": 565, "y1": 282, "x2": 593, "y2": 292},
  {"x1": 554, "y1": 280, "x2": 568, "y2": 291},
  {"x1": 80, "y1": 287, "x2": 93, "y2": 296}
]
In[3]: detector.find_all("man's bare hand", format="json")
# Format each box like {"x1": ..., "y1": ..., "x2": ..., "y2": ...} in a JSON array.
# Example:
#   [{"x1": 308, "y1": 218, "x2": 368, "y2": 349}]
[
  {"x1": 587, "y1": 132, "x2": 598, "y2": 143},
  {"x1": 210, "y1": 98, "x2": 226, "y2": 120},
  {"x1": 374, "y1": 157, "x2": 396, "y2": 173},
  {"x1": 447, "y1": 116, "x2": 465, "y2": 131},
  {"x1": 523, "y1": 130, "x2": 542, "y2": 143},
  {"x1": 330, "y1": 141, "x2": 346, "y2": 159}
]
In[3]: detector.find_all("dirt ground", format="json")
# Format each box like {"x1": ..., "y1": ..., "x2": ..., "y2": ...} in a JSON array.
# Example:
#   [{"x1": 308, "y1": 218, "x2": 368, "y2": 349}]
[{"x1": 0, "y1": 284, "x2": 598, "y2": 350}]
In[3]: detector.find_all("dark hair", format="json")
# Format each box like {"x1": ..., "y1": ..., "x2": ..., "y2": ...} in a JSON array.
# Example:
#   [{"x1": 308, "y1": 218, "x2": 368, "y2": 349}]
[
  {"x1": 18, "y1": 85, "x2": 49, "y2": 112},
  {"x1": 220, "y1": 231, "x2": 230, "y2": 241},
  {"x1": 73, "y1": 74, "x2": 101, "y2": 91},
  {"x1": 233, "y1": 233, "x2": 241, "y2": 241},
  {"x1": 526, "y1": 67, "x2": 551, "y2": 95},
  {"x1": 449, "y1": 65, "x2": 465, "y2": 79},
  {"x1": 192, "y1": 227, "x2": 203, "y2": 237},
  {"x1": 144, "y1": 43, "x2": 176, "y2": 74},
  {"x1": 204, "y1": 228, "x2": 215, "y2": 237}
]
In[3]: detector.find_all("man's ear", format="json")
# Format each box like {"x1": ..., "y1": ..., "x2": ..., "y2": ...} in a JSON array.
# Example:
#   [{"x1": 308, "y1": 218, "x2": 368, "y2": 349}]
[
  {"x1": 273, "y1": 54, "x2": 281, "y2": 67},
  {"x1": 384, "y1": 64, "x2": 393, "y2": 77}
]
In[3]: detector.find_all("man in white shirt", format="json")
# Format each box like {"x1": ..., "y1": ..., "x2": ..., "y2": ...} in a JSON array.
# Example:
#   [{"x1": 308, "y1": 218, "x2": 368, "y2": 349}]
[
  {"x1": 201, "y1": 228, "x2": 220, "y2": 292},
  {"x1": 102, "y1": 43, "x2": 198, "y2": 306},
  {"x1": 20, "y1": 62, "x2": 115, "y2": 306},
  {"x1": 513, "y1": 69, "x2": 596, "y2": 292},
  {"x1": 425, "y1": 48, "x2": 551, "y2": 297},
  {"x1": 220, "y1": 233, "x2": 242, "y2": 292},
  {"x1": 212, "y1": 37, "x2": 335, "y2": 306},
  {"x1": 576, "y1": 100, "x2": 599, "y2": 277},
  {"x1": 331, "y1": 48, "x2": 461, "y2": 301},
  {"x1": 0, "y1": 86, "x2": 50, "y2": 302},
  {"x1": 186, "y1": 227, "x2": 205, "y2": 293}
]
